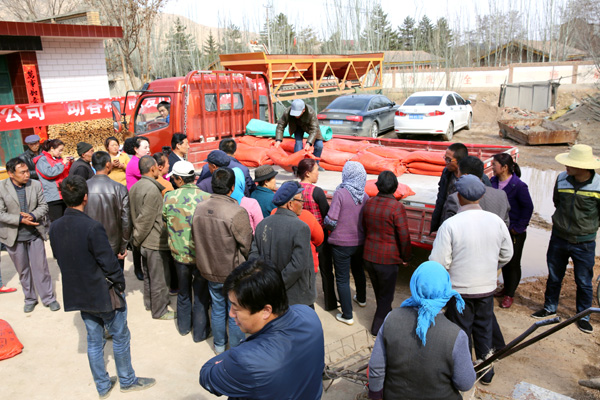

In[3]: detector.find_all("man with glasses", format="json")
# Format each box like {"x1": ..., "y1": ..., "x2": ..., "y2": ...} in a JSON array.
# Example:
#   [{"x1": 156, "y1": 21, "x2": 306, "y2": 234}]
[
  {"x1": 249, "y1": 181, "x2": 316, "y2": 307},
  {"x1": 430, "y1": 143, "x2": 469, "y2": 233}
]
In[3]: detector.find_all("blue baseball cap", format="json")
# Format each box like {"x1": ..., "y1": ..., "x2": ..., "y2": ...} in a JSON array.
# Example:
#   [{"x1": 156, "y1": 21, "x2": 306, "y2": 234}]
[
  {"x1": 272, "y1": 181, "x2": 304, "y2": 206},
  {"x1": 205, "y1": 150, "x2": 230, "y2": 167}
]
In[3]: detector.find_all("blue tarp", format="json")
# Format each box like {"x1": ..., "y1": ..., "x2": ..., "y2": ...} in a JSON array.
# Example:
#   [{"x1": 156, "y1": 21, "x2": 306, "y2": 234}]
[{"x1": 245, "y1": 119, "x2": 332, "y2": 141}]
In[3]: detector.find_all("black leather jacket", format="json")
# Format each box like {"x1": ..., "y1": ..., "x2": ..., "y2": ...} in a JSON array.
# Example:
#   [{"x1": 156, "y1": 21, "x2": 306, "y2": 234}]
[
  {"x1": 84, "y1": 175, "x2": 131, "y2": 254},
  {"x1": 19, "y1": 148, "x2": 40, "y2": 180}
]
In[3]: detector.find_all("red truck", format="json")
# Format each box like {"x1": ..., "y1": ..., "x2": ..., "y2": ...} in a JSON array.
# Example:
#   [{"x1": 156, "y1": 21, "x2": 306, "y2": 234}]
[
  {"x1": 112, "y1": 69, "x2": 272, "y2": 165},
  {"x1": 113, "y1": 70, "x2": 517, "y2": 248}
]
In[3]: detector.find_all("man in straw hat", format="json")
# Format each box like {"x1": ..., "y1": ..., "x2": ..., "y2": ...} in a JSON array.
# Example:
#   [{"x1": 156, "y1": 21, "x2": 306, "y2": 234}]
[{"x1": 531, "y1": 144, "x2": 600, "y2": 335}]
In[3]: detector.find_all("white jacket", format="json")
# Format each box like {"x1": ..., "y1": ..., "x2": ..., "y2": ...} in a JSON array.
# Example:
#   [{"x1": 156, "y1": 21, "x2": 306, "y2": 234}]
[{"x1": 429, "y1": 204, "x2": 513, "y2": 295}]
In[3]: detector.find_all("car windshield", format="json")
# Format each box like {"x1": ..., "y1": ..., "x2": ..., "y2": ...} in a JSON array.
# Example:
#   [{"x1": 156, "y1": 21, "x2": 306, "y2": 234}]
[
  {"x1": 403, "y1": 96, "x2": 442, "y2": 106},
  {"x1": 327, "y1": 97, "x2": 368, "y2": 110}
]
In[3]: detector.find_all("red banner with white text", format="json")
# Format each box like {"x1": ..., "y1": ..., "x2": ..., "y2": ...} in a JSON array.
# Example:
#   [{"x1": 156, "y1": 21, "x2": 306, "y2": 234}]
[{"x1": 0, "y1": 96, "x2": 138, "y2": 133}]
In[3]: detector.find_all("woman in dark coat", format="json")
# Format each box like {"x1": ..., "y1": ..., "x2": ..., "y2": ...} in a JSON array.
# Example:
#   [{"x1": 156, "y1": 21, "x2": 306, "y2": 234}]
[{"x1": 490, "y1": 153, "x2": 534, "y2": 309}]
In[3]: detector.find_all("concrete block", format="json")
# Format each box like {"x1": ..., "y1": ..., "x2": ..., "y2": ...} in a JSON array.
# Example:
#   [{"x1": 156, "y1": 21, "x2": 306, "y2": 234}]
[{"x1": 512, "y1": 382, "x2": 573, "y2": 400}]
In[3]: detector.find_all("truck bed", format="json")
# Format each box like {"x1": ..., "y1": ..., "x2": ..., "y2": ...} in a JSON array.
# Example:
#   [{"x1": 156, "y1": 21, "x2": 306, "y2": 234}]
[
  {"x1": 193, "y1": 135, "x2": 518, "y2": 248},
  {"x1": 252, "y1": 165, "x2": 440, "y2": 248}
]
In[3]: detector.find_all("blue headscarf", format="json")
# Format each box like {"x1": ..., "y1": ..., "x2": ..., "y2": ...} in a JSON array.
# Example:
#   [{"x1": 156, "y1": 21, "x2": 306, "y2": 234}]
[
  {"x1": 401, "y1": 261, "x2": 465, "y2": 346},
  {"x1": 336, "y1": 161, "x2": 367, "y2": 205},
  {"x1": 231, "y1": 167, "x2": 245, "y2": 205}
]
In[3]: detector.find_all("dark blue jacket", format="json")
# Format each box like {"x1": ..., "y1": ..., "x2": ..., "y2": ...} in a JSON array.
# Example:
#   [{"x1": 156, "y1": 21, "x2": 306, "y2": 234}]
[
  {"x1": 200, "y1": 305, "x2": 324, "y2": 400},
  {"x1": 198, "y1": 156, "x2": 256, "y2": 196},
  {"x1": 491, "y1": 174, "x2": 534, "y2": 234},
  {"x1": 49, "y1": 208, "x2": 124, "y2": 313}
]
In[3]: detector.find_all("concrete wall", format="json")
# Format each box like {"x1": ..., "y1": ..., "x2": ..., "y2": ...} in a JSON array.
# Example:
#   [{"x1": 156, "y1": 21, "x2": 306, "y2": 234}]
[
  {"x1": 36, "y1": 37, "x2": 110, "y2": 102},
  {"x1": 384, "y1": 62, "x2": 599, "y2": 91}
]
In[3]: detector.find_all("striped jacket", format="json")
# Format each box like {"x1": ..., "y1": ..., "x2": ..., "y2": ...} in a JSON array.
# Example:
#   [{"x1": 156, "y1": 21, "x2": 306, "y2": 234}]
[{"x1": 552, "y1": 171, "x2": 600, "y2": 243}]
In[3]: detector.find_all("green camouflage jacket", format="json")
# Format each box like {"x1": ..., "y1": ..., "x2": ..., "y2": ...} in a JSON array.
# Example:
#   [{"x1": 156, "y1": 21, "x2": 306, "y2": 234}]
[{"x1": 163, "y1": 183, "x2": 210, "y2": 264}]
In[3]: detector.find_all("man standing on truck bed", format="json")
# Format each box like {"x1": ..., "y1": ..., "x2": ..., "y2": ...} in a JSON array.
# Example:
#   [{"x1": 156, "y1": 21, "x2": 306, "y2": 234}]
[{"x1": 274, "y1": 99, "x2": 324, "y2": 168}]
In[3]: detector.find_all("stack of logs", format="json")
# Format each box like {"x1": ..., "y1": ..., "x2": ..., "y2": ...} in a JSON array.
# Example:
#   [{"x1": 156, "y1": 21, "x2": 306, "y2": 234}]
[{"x1": 47, "y1": 118, "x2": 121, "y2": 157}]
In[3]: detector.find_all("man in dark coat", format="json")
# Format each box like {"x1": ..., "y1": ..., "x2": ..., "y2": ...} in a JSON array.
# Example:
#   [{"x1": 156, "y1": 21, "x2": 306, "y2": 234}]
[
  {"x1": 19, "y1": 134, "x2": 41, "y2": 180},
  {"x1": 197, "y1": 139, "x2": 255, "y2": 195},
  {"x1": 49, "y1": 176, "x2": 155, "y2": 398},
  {"x1": 69, "y1": 141, "x2": 95, "y2": 180},
  {"x1": 249, "y1": 181, "x2": 315, "y2": 306},
  {"x1": 84, "y1": 151, "x2": 130, "y2": 270}
]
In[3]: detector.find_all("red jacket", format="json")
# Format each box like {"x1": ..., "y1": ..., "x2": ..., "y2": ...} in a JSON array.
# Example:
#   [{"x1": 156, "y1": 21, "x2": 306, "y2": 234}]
[
  {"x1": 363, "y1": 194, "x2": 412, "y2": 265},
  {"x1": 34, "y1": 151, "x2": 71, "y2": 199}
]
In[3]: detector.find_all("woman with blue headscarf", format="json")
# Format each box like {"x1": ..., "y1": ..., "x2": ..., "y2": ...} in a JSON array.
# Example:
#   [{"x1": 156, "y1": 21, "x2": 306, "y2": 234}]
[
  {"x1": 368, "y1": 261, "x2": 476, "y2": 400},
  {"x1": 231, "y1": 168, "x2": 263, "y2": 233},
  {"x1": 324, "y1": 161, "x2": 368, "y2": 326}
]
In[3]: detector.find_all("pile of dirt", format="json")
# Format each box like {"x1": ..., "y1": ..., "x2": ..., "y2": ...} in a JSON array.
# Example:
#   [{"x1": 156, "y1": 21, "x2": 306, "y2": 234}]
[{"x1": 556, "y1": 95, "x2": 600, "y2": 149}]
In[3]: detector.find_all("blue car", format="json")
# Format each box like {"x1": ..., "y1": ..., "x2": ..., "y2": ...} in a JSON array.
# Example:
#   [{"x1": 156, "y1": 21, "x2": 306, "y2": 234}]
[{"x1": 317, "y1": 94, "x2": 399, "y2": 138}]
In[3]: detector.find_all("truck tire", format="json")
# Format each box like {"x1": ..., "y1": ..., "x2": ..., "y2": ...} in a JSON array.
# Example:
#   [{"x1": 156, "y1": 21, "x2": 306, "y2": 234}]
[{"x1": 443, "y1": 122, "x2": 454, "y2": 141}]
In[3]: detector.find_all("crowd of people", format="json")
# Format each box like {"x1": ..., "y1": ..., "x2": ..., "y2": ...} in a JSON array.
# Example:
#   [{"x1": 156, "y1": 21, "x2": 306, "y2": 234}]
[{"x1": 1, "y1": 125, "x2": 599, "y2": 398}]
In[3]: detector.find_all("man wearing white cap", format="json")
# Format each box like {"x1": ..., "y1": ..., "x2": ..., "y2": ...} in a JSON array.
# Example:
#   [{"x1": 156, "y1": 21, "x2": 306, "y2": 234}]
[
  {"x1": 532, "y1": 144, "x2": 600, "y2": 334},
  {"x1": 274, "y1": 99, "x2": 324, "y2": 166},
  {"x1": 163, "y1": 161, "x2": 211, "y2": 342}
]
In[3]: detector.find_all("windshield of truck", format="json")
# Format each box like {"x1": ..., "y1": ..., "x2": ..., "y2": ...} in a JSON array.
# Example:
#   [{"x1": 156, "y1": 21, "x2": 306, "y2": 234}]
[
  {"x1": 403, "y1": 96, "x2": 442, "y2": 106},
  {"x1": 134, "y1": 96, "x2": 171, "y2": 134}
]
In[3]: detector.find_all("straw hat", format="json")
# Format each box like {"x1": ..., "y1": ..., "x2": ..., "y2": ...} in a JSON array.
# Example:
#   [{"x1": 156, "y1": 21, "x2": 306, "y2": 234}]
[{"x1": 555, "y1": 144, "x2": 600, "y2": 170}]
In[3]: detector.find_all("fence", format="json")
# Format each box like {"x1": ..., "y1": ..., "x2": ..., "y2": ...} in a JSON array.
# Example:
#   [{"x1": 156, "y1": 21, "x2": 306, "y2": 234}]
[{"x1": 383, "y1": 61, "x2": 599, "y2": 92}]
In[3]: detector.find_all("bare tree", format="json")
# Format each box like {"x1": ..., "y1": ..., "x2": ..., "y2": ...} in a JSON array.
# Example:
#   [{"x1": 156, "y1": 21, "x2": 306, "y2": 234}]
[
  {"x1": 89, "y1": 0, "x2": 168, "y2": 90},
  {"x1": 0, "y1": 0, "x2": 78, "y2": 21}
]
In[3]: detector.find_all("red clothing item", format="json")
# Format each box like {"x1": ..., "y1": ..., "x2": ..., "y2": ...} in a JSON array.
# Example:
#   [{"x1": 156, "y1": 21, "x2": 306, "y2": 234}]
[
  {"x1": 271, "y1": 208, "x2": 324, "y2": 272},
  {"x1": 34, "y1": 151, "x2": 71, "y2": 199},
  {"x1": 363, "y1": 194, "x2": 412, "y2": 265},
  {"x1": 300, "y1": 183, "x2": 323, "y2": 226}
]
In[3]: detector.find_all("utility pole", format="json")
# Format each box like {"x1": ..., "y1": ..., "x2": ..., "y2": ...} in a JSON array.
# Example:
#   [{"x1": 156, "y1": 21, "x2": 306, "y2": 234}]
[{"x1": 264, "y1": 2, "x2": 272, "y2": 53}]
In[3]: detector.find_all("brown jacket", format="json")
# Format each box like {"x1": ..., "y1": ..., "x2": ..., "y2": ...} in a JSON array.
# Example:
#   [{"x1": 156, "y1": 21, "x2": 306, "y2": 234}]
[
  {"x1": 129, "y1": 176, "x2": 169, "y2": 250},
  {"x1": 275, "y1": 104, "x2": 323, "y2": 144},
  {"x1": 192, "y1": 194, "x2": 252, "y2": 283}
]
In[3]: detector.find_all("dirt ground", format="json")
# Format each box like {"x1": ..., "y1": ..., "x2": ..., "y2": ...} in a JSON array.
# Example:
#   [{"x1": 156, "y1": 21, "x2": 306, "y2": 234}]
[{"x1": 2, "y1": 88, "x2": 600, "y2": 399}]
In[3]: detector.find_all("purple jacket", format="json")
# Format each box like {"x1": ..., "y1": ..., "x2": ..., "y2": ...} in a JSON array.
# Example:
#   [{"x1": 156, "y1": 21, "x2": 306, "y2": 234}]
[{"x1": 490, "y1": 174, "x2": 534, "y2": 233}]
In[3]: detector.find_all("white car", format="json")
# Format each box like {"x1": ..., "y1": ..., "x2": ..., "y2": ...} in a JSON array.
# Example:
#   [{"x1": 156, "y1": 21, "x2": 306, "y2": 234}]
[{"x1": 394, "y1": 91, "x2": 473, "y2": 141}]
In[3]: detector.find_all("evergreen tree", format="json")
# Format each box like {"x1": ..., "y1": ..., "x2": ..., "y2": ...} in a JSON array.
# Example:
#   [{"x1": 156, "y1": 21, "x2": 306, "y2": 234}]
[
  {"x1": 416, "y1": 15, "x2": 434, "y2": 52},
  {"x1": 164, "y1": 18, "x2": 199, "y2": 77},
  {"x1": 260, "y1": 13, "x2": 295, "y2": 54},
  {"x1": 222, "y1": 23, "x2": 244, "y2": 54},
  {"x1": 361, "y1": 4, "x2": 398, "y2": 51},
  {"x1": 203, "y1": 32, "x2": 220, "y2": 68},
  {"x1": 398, "y1": 16, "x2": 416, "y2": 50},
  {"x1": 297, "y1": 26, "x2": 320, "y2": 54}
]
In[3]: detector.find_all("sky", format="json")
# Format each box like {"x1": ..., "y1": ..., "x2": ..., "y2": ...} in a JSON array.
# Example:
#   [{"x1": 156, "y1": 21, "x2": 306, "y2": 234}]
[{"x1": 161, "y1": 0, "x2": 552, "y2": 35}]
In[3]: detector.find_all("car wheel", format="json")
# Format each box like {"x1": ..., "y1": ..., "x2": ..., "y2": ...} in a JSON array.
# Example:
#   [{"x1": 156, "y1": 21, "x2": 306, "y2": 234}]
[
  {"x1": 465, "y1": 113, "x2": 472, "y2": 130},
  {"x1": 443, "y1": 122, "x2": 454, "y2": 141},
  {"x1": 370, "y1": 122, "x2": 379, "y2": 138}
]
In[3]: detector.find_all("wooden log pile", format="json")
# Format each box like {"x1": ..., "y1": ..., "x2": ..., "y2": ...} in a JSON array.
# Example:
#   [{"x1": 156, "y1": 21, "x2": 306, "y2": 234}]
[{"x1": 47, "y1": 118, "x2": 122, "y2": 157}]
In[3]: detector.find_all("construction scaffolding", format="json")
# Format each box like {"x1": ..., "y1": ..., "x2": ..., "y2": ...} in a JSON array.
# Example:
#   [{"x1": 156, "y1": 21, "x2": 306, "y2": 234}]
[{"x1": 219, "y1": 52, "x2": 384, "y2": 103}]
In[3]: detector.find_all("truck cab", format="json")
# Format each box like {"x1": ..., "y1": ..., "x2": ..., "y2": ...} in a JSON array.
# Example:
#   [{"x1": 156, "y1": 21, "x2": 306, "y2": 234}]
[{"x1": 118, "y1": 70, "x2": 272, "y2": 154}]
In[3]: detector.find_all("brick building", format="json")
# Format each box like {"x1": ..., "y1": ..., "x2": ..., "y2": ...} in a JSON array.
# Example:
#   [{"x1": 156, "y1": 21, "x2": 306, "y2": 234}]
[{"x1": 0, "y1": 14, "x2": 122, "y2": 165}]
